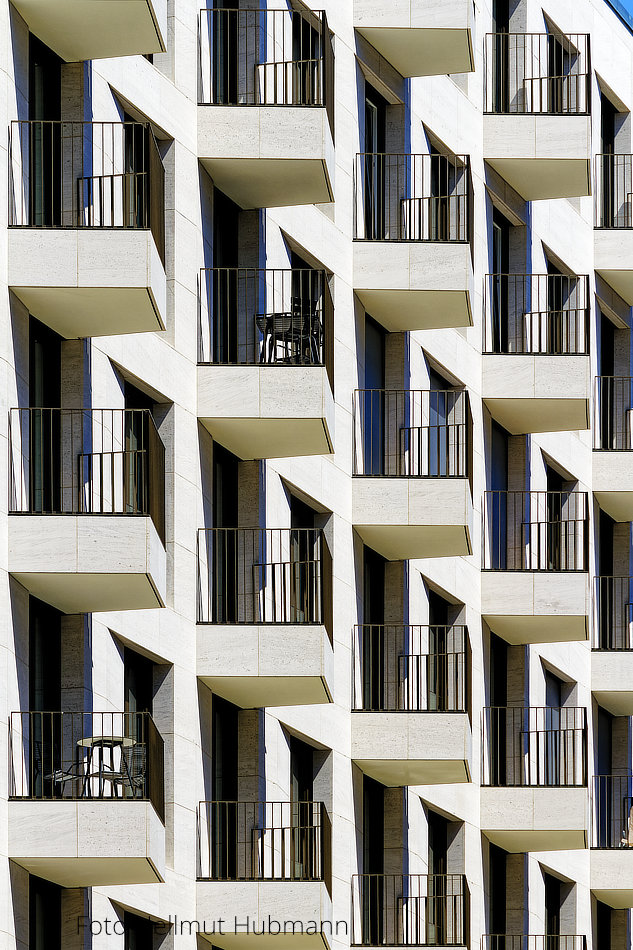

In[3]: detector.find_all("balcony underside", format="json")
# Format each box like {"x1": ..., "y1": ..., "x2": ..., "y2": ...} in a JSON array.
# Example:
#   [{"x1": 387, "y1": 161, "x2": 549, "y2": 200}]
[
  {"x1": 9, "y1": 516, "x2": 166, "y2": 614},
  {"x1": 198, "y1": 107, "x2": 334, "y2": 210},
  {"x1": 10, "y1": 0, "x2": 166, "y2": 61},
  {"x1": 483, "y1": 356, "x2": 590, "y2": 434},
  {"x1": 592, "y1": 852, "x2": 633, "y2": 908},
  {"x1": 198, "y1": 365, "x2": 334, "y2": 460},
  {"x1": 9, "y1": 230, "x2": 166, "y2": 339},
  {"x1": 481, "y1": 572, "x2": 589, "y2": 644},
  {"x1": 353, "y1": 242, "x2": 473, "y2": 331},
  {"x1": 595, "y1": 230, "x2": 633, "y2": 304},
  {"x1": 481, "y1": 787, "x2": 587, "y2": 852},
  {"x1": 484, "y1": 116, "x2": 591, "y2": 200},
  {"x1": 355, "y1": 28, "x2": 473, "y2": 77},
  {"x1": 592, "y1": 652, "x2": 633, "y2": 716},
  {"x1": 197, "y1": 624, "x2": 334, "y2": 707},
  {"x1": 197, "y1": 881, "x2": 332, "y2": 949},
  {"x1": 353, "y1": 478, "x2": 472, "y2": 561},
  {"x1": 351, "y1": 712, "x2": 471, "y2": 787},
  {"x1": 353, "y1": 0, "x2": 474, "y2": 76},
  {"x1": 9, "y1": 800, "x2": 165, "y2": 887},
  {"x1": 594, "y1": 454, "x2": 633, "y2": 521}
]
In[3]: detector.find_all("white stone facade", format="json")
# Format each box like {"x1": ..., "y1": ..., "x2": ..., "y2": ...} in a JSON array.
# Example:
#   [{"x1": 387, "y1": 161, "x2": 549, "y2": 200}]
[{"x1": 0, "y1": 0, "x2": 632, "y2": 948}]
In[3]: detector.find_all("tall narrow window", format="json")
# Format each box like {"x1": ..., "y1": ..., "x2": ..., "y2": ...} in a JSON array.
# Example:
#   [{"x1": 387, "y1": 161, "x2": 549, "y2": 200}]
[
  {"x1": 363, "y1": 776, "x2": 384, "y2": 945},
  {"x1": 363, "y1": 87, "x2": 386, "y2": 240},
  {"x1": 29, "y1": 876, "x2": 61, "y2": 950},
  {"x1": 212, "y1": 696, "x2": 239, "y2": 879},
  {"x1": 290, "y1": 495, "x2": 316, "y2": 623},
  {"x1": 29, "y1": 597, "x2": 61, "y2": 799},
  {"x1": 363, "y1": 546, "x2": 385, "y2": 711},
  {"x1": 213, "y1": 443, "x2": 239, "y2": 623},
  {"x1": 212, "y1": 0, "x2": 238, "y2": 105},
  {"x1": 364, "y1": 316, "x2": 385, "y2": 476},
  {"x1": 29, "y1": 317, "x2": 62, "y2": 513},
  {"x1": 28, "y1": 36, "x2": 61, "y2": 226}
]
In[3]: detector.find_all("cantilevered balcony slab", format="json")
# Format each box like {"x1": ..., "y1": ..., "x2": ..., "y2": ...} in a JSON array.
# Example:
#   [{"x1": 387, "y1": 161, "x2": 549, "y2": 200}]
[
  {"x1": 592, "y1": 852, "x2": 633, "y2": 908},
  {"x1": 198, "y1": 107, "x2": 334, "y2": 210},
  {"x1": 8, "y1": 800, "x2": 165, "y2": 887},
  {"x1": 353, "y1": 242, "x2": 473, "y2": 331},
  {"x1": 197, "y1": 624, "x2": 334, "y2": 708},
  {"x1": 197, "y1": 881, "x2": 332, "y2": 949},
  {"x1": 595, "y1": 230, "x2": 633, "y2": 305},
  {"x1": 482, "y1": 355, "x2": 590, "y2": 434},
  {"x1": 9, "y1": 515, "x2": 166, "y2": 613},
  {"x1": 593, "y1": 453, "x2": 633, "y2": 522},
  {"x1": 352, "y1": 478, "x2": 472, "y2": 561},
  {"x1": 8, "y1": 229, "x2": 166, "y2": 339},
  {"x1": 353, "y1": 0, "x2": 474, "y2": 77},
  {"x1": 10, "y1": 0, "x2": 166, "y2": 61},
  {"x1": 483, "y1": 115, "x2": 591, "y2": 200},
  {"x1": 481, "y1": 572, "x2": 590, "y2": 644},
  {"x1": 198, "y1": 365, "x2": 334, "y2": 460},
  {"x1": 592, "y1": 651, "x2": 633, "y2": 716},
  {"x1": 351, "y1": 712, "x2": 471, "y2": 786},
  {"x1": 481, "y1": 787, "x2": 588, "y2": 852}
]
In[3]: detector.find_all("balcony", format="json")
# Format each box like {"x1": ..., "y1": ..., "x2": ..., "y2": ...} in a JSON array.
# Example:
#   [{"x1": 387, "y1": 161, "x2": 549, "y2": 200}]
[
  {"x1": 483, "y1": 940, "x2": 586, "y2": 950},
  {"x1": 10, "y1": 0, "x2": 166, "y2": 61},
  {"x1": 591, "y1": 775, "x2": 633, "y2": 907},
  {"x1": 595, "y1": 155, "x2": 633, "y2": 303},
  {"x1": 8, "y1": 121, "x2": 166, "y2": 338},
  {"x1": 8, "y1": 711, "x2": 165, "y2": 887},
  {"x1": 197, "y1": 528, "x2": 333, "y2": 707},
  {"x1": 351, "y1": 874, "x2": 470, "y2": 948},
  {"x1": 351, "y1": 624, "x2": 471, "y2": 785},
  {"x1": 483, "y1": 33, "x2": 591, "y2": 200},
  {"x1": 481, "y1": 491, "x2": 590, "y2": 644},
  {"x1": 197, "y1": 801, "x2": 331, "y2": 949},
  {"x1": 352, "y1": 390, "x2": 473, "y2": 560},
  {"x1": 481, "y1": 706, "x2": 588, "y2": 852},
  {"x1": 8, "y1": 408, "x2": 166, "y2": 613},
  {"x1": 482, "y1": 274, "x2": 590, "y2": 434},
  {"x1": 353, "y1": 0, "x2": 474, "y2": 77},
  {"x1": 197, "y1": 9, "x2": 334, "y2": 209},
  {"x1": 593, "y1": 377, "x2": 633, "y2": 521},
  {"x1": 592, "y1": 577, "x2": 633, "y2": 715},
  {"x1": 353, "y1": 153, "x2": 473, "y2": 331},
  {"x1": 197, "y1": 268, "x2": 334, "y2": 459}
]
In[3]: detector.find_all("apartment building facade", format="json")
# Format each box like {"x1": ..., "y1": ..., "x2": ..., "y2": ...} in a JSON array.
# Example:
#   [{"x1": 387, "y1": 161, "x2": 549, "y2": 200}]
[{"x1": 1, "y1": 0, "x2": 633, "y2": 947}]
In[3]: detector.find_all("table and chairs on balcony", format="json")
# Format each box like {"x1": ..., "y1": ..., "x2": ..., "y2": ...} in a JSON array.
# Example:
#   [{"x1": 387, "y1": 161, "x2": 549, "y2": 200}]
[{"x1": 9, "y1": 711, "x2": 164, "y2": 816}]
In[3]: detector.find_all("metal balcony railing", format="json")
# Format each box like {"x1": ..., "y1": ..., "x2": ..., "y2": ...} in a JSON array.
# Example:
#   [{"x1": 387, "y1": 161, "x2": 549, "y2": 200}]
[
  {"x1": 595, "y1": 154, "x2": 633, "y2": 227},
  {"x1": 197, "y1": 800, "x2": 331, "y2": 890},
  {"x1": 198, "y1": 8, "x2": 334, "y2": 138},
  {"x1": 352, "y1": 625, "x2": 469, "y2": 713},
  {"x1": 482, "y1": 939, "x2": 586, "y2": 950},
  {"x1": 484, "y1": 33, "x2": 590, "y2": 115},
  {"x1": 592, "y1": 774, "x2": 633, "y2": 848},
  {"x1": 593, "y1": 576, "x2": 633, "y2": 650},
  {"x1": 198, "y1": 267, "x2": 334, "y2": 391},
  {"x1": 354, "y1": 153, "x2": 472, "y2": 243},
  {"x1": 9, "y1": 408, "x2": 165, "y2": 544},
  {"x1": 196, "y1": 527, "x2": 332, "y2": 635},
  {"x1": 483, "y1": 274, "x2": 589, "y2": 355},
  {"x1": 482, "y1": 491, "x2": 589, "y2": 572},
  {"x1": 9, "y1": 711, "x2": 165, "y2": 822},
  {"x1": 9, "y1": 120, "x2": 165, "y2": 265},
  {"x1": 353, "y1": 389, "x2": 471, "y2": 479},
  {"x1": 351, "y1": 874, "x2": 469, "y2": 947},
  {"x1": 593, "y1": 377, "x2": 633, "y2": 449},
  {"x1": 482, "y1": 706, "x2": 588, "y2": 787}
]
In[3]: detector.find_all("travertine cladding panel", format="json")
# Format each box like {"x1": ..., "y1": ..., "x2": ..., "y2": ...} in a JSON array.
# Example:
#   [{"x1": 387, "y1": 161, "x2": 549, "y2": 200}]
[
  {"x1": 8, "y1": 515, "x2": 166, "y2": 612},
  {"x1": 8, "y1": 229, "x2": 166, "y2": 337},
  {"x1": 8, "y1": 800, "x2": 165, "y2": 887},
  {"x1": 198, "y1": 107, "x2": 335, "y2": 209}
]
